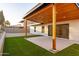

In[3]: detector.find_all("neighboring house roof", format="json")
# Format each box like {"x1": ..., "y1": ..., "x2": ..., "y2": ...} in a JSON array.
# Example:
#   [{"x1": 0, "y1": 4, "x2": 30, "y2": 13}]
[
  {"x1": 6, "y1": 26, "x2": 23, "y2": 28},
  {"x1": 19, "y1": 19, "x2": 41, "y2": 26},
  {"x1": 19, "y1": 20, "x2": 24, "y2": 23}
]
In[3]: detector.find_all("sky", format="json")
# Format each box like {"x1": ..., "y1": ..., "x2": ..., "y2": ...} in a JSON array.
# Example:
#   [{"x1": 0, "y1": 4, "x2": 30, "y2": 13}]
[{"x1": 0, "y1": 3, "x2": 37, "y2": 25}]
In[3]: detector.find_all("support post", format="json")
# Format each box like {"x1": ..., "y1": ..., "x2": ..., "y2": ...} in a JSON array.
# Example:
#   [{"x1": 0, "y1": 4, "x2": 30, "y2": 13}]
[
  {"x1": 52, "y1": 3, "x2": 56, "y2": 50},
  {"x1": 24, "y1": 19, "x2": 27, "y2": 36}
]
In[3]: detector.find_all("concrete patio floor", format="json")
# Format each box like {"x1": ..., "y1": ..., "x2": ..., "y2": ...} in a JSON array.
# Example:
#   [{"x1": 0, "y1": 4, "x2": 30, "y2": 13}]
[{"x1": 25, "y1": 36, "x2": 76, "y2": 53}]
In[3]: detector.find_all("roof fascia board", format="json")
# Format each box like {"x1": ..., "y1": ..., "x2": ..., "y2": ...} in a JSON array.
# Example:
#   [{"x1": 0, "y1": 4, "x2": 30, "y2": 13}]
[{"x1": 23, "y1": 3, "x2": 44, "y2": 19}]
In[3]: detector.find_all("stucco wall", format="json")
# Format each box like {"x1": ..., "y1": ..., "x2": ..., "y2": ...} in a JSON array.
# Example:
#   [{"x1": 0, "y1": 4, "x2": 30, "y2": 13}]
[
  {"x1": 69, "y1": 20, "x2": 79, "y2": 41},
  {"x1": 30, "y1": 20, "x2": 79, "y2": 41},
  {"x1": 30, "y1": 25, "x2": 48, "y2": 36}
]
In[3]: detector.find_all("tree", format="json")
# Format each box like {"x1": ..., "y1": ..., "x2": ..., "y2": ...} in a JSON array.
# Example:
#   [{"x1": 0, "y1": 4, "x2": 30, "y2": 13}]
[{"x1": 5, "y1": 20, "x2": 10, "y2": 27}]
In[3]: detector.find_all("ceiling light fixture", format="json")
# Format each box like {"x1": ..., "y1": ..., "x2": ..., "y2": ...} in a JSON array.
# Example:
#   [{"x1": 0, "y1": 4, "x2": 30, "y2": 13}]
[{"x1": 63, "y1": 16, "x2": 66, "y2": 18}]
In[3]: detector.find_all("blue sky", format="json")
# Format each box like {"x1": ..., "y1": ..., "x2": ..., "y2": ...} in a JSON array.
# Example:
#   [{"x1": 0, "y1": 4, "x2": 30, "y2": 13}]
[{"x1": 0, "y1": 3, "x2": 37, "y2": 25}]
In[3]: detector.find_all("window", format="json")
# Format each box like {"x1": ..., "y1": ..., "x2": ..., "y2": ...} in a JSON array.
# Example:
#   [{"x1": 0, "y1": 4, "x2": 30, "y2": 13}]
[
  {"x1": 34, "y1": 26, "x2": 36, "y2": 32},
  {"x1": 41, "y1": 26, "x2": 44, "y2": 33}
]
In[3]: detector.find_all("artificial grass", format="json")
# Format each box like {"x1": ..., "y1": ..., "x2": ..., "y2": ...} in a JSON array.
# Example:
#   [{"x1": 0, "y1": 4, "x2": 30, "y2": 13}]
[
  {"x1": 3, "y1": 36, "x2": 79, "y2": 56},
  {"x1": 3, "y1": 36, "x2": 54, "y2": 56},
  {"x1": 55, "y1": 44, "x2": 79, "y2": 56}
]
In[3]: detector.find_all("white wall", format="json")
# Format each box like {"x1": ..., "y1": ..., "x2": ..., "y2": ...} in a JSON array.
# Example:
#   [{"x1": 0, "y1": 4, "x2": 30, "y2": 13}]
[
  {"x1": 30, "y1": 20, "x2": 79, "y2": 41},
  {"x1": 30, "y1": 25, "x2": 48, "y2": 36},
  {"x1": 69, "y1": 20, "x2": 79, "y2": 41}
]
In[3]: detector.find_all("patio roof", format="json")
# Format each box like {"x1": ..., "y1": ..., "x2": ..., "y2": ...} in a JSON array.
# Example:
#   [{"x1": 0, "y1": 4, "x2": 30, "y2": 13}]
[
  {"x1": 23, "y1": 3, "x2": 79, "y2": 50},
  {"x1": 23, "y1": 3, "x2": 79, "y2": 24}
]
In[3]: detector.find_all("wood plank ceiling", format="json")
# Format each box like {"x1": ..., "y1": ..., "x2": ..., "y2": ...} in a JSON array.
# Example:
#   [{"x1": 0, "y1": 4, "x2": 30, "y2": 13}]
[{"x1": 24, "y1": 3, "x2": 79, "y2": 24}]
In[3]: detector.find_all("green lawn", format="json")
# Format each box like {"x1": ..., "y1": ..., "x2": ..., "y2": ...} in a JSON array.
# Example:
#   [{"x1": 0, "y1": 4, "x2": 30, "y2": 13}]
[
  {"x1": 3, "y1": 36, "x2": 79, "y2": 56},
  {"x1": 3, "y1": 36, "x2": 54, "y2": 56}
]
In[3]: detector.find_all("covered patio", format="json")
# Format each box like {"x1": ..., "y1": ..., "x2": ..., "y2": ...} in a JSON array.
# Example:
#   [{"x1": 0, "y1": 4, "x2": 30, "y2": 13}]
[
  {"x1": 23, "y1": 3, "x2": 79, "y2": 51},
  {"x1": 26, "y1": 36, "x2": 75, "y2": 52}
]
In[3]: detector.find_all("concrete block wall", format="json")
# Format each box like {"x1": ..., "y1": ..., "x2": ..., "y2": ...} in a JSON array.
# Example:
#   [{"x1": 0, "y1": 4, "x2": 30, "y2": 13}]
[{"x1": 0, "y1": 32, "x2": 5, "y2": 56}]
